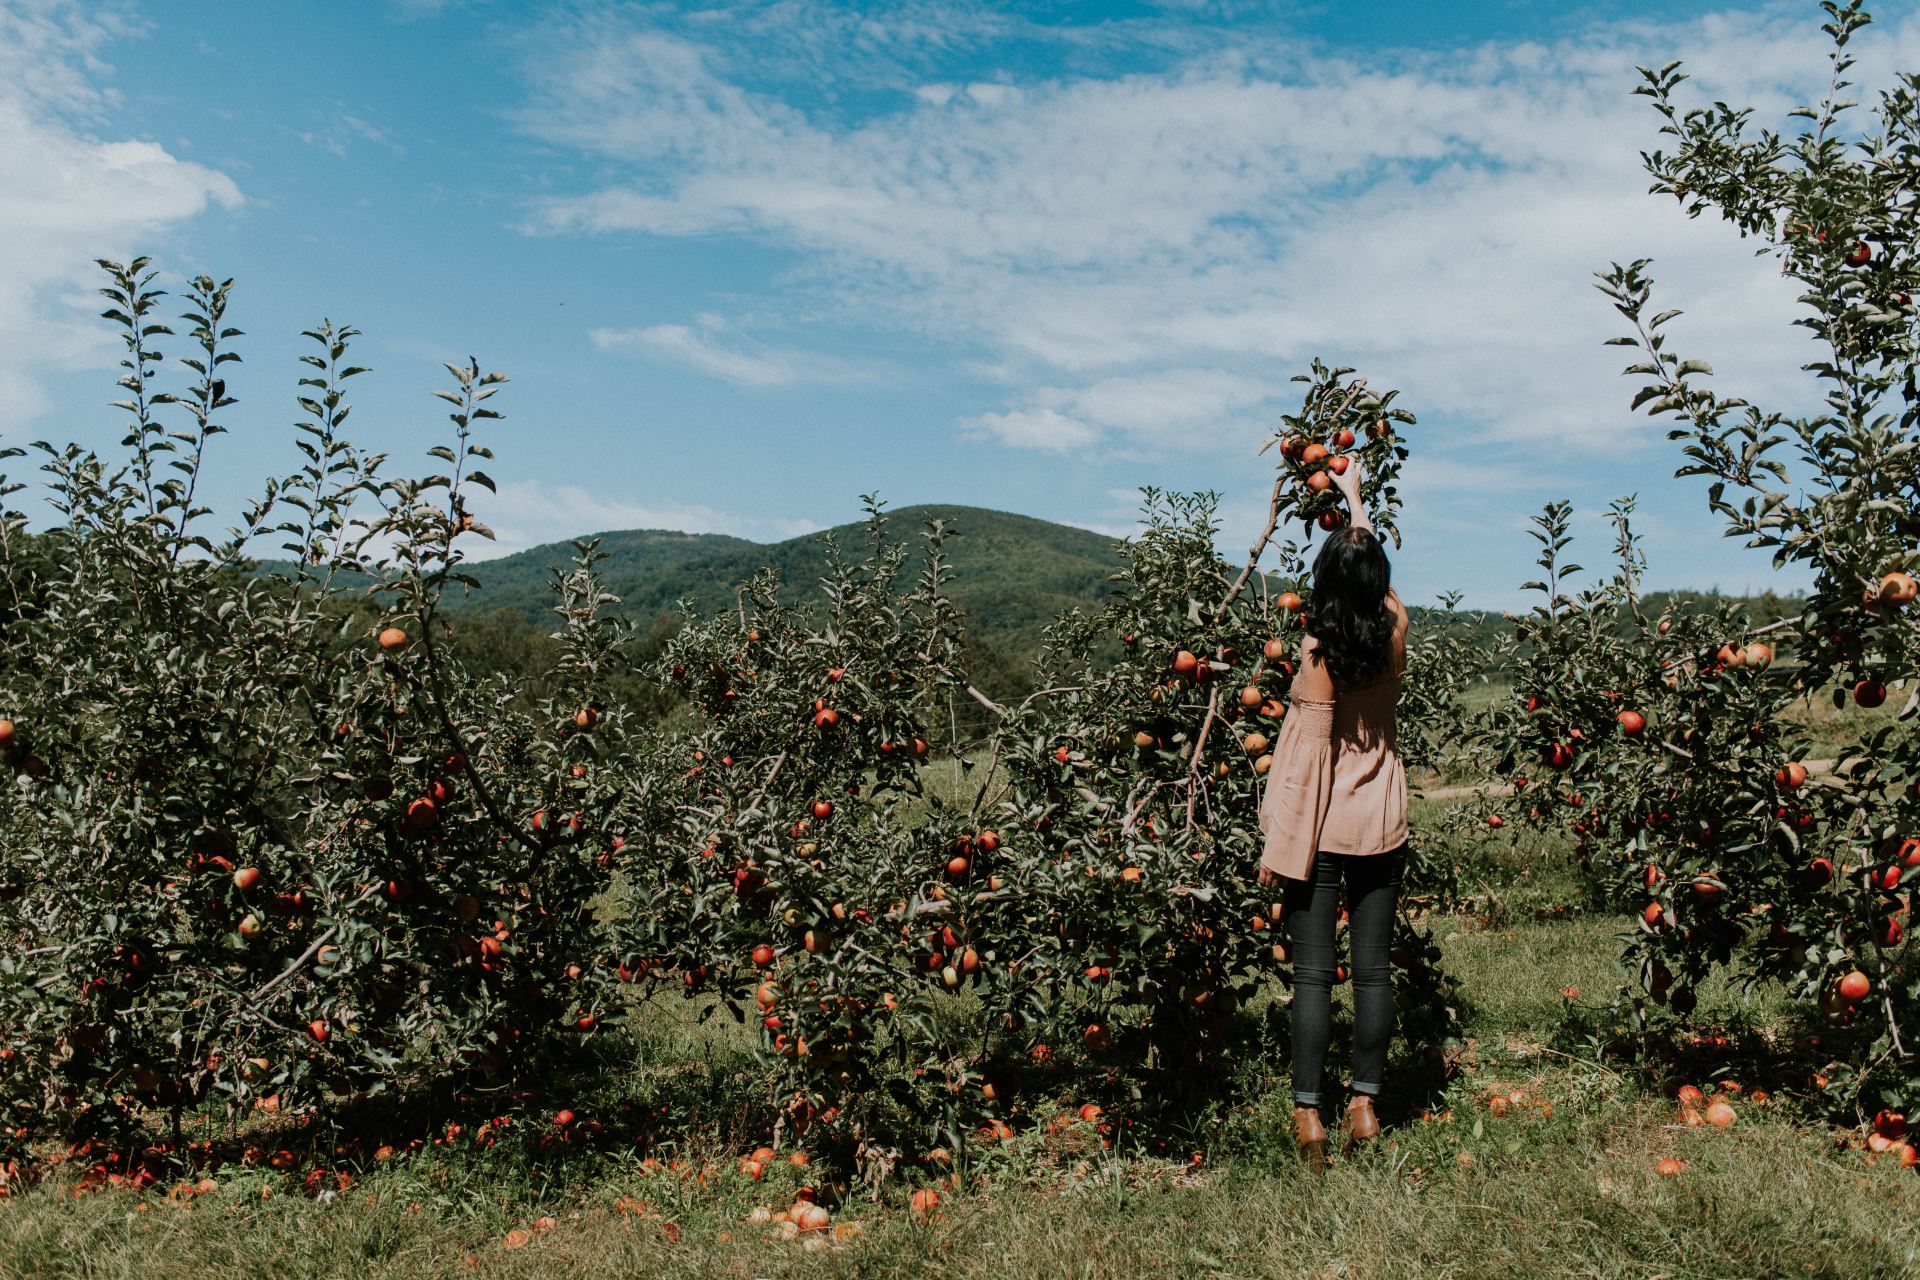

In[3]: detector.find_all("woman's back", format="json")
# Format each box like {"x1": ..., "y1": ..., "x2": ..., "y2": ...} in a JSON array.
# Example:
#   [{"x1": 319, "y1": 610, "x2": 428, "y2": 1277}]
[
  {"x1": 1328, "y1": 668, "x2": 1401, "y2": 751},
  {"x1": 1259, "y1": 458, "x2": 1412, "y2": 1167},
  {"x1": 1290, "y1": 646, "x2": 1407, "y2": 857}
]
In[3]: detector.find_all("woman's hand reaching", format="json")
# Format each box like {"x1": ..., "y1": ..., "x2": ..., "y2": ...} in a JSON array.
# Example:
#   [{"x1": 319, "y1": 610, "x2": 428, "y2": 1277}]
[
  {"x1": 1331, "y1": 455, "x2": 1371, "y2": 531},
  {"x1": 1332, "y1": 455, "x2": 1363, "y2": 504}
]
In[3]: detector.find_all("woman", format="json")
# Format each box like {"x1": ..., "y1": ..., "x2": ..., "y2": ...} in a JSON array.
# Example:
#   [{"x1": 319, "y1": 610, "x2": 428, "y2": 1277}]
[{"x1": 1257, "y1": 456, "x2": 1409, "y2": 1170}]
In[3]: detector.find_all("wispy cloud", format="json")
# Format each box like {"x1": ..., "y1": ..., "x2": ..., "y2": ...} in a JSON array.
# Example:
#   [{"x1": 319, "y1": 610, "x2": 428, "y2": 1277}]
[
  {"x1": 1036, "y1": 368, "x2": 1276, "y2": 443},
  {"x1": 962, "y1": 406, "x2": 1099, "y2": 453},
  {"x1": 474, "y1": 478, "x2": 819, "y2": 558},
  {"x1": 390, "y1": 0, "x2": 460, "y2": 19},
  {"x1": 590, "y1": 315, "x2": 875, "y2": 387},
  {"x1": 970, "y1": 369, "x2": 1277, "y2": 453},
  {"x1": 299, "y1": 109, "x2": 404, "y2": 158},
  {"x1": 515, "y1": 2, "x2": 1920, "y2": 469},
  {"x1": 0, "y1": 0, "x2": 241, "y2": 428}
]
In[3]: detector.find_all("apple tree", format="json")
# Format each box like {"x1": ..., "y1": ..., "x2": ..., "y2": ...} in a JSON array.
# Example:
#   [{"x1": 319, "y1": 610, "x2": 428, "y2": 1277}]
[
  {"x1": 1480, "y1": 0, "x2": 1920, "y2": 1115},
  {"x1": 0, "y1": 259, "x2": 630, "y2": 1170},
  {"x1": 609, "y1": 366, "x2": 1466, "y2": 1173}
]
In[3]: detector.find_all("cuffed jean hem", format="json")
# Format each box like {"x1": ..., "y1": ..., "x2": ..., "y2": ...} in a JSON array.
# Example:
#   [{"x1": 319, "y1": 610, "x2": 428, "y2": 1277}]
[
  {"x1": 1351, "y1": 1081, "x2": 1382, "y2": 1097},
  {"x1": 1292, "y1": 1092, "x2": 1323, "y2": 1107}
]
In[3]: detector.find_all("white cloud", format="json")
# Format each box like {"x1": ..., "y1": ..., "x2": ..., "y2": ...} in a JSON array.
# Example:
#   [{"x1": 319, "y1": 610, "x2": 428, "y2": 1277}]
[
  {"x1": 590, "y1": 318, "x2": 874, "y2": 387},
  {"x1": 1037, "y1": 367, "x2": 1275, "y2": 437},
  {"x1": 299, "y1": 110, "x2": 404, "y2": 158},
  {"x1": 0, "y1": 0, "x2": 241, "y2": 428},
  {"x1": 963, "y1": 406, "x2": 1099, "y2": 452},
  {"x1": 514, "y1": 2, "x2": 1920, "y2": 466},
  {"x1": 473, "y1": 478, "x2": 819, "y2": 558}
]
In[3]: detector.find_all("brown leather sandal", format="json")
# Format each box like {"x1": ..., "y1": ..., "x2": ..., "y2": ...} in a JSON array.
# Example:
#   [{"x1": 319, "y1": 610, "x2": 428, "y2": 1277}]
[
  {"x1": 1294, "y1": 1106, "x2": 1328, "y2": 1172},
  {"x1": 1343, "y1": 1095, "x2": 1381, "y2": 1156}
]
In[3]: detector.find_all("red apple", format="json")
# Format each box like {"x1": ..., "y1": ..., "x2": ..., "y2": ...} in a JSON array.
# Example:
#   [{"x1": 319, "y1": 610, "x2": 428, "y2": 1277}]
[{"x1": 404, "y1": 797, "x2": 438, "y2": 831}]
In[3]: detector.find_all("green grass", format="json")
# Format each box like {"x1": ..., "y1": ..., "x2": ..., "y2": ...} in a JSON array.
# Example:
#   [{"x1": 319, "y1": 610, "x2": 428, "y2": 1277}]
[
  {"x1": 5, "y1": 816, "x2": 1917, "y2": 1280},
  {"x1": 5, "y1": 1080, "x2": 1913, "y2": 1279},
  {"x1": 1781, "y1": 685, "x2": 1905, "y2": 756},
  {"x1": 6, "y1": 1121, "x2": 1916, "y2": 1280}
]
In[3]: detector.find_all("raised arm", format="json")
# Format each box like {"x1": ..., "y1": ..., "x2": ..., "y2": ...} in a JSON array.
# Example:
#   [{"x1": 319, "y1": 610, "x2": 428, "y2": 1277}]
[
  {"x1": 1291, "y1": 635, "x2": 1335, "y2": 703},
  {"x1": 1331, "y1": 455, "x2": 1371, "y2": 533},
  {"x1": 1386, "y1": 585, "x2": 1408, "y2": 632},
  {"x1": 1331, "y1": 457, "x2": 1409, "y2": 666},
  {"x1": 1385, "y1": 585, "x2": 1409, "y2": 675}
]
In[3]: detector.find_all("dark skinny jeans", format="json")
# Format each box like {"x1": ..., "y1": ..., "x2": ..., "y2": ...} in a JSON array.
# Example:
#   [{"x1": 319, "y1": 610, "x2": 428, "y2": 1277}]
[{"x1": 1284, "y1": 846, "x2": 1406, "y2": 1108}]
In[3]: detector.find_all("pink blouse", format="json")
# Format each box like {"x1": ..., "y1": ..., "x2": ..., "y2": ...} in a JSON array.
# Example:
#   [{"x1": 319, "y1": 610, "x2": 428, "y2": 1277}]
[{"x1": 1256, "y1": 662, "x2": 1408, "y2": 881}]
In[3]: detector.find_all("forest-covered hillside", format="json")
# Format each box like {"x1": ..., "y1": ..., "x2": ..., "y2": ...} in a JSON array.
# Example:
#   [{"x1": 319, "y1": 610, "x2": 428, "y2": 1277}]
[{"x1": 254, "y1": 503, "x2": 1804, "y2": 701}]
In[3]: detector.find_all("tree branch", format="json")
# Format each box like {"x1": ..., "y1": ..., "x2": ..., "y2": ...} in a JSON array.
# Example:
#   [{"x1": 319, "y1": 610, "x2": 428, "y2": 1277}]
[
  {"x1": 1185, "y1": 685, "x2": 1223, "y2": 830},
  {"x1": 1213, "y1": 376, "x2": 1369, "y2": 624},
  {"x1": 247, "y1": 883, "x2": 382, "y2": 1005}
]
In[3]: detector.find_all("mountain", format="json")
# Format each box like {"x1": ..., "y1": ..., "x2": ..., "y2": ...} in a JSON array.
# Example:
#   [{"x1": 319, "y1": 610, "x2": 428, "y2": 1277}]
[
  {"x1": 263, "y1": 505, "x2": 1794, "y2": 695},
  {"x1": 443, "y1": 526, "x2": 759, "y2": 609},
  {"x1": 439, "y1": 505, "x2": 1131, "y2": 686}
]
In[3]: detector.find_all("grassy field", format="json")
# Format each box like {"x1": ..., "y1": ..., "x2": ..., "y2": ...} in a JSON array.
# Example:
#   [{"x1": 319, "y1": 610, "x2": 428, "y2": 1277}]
[{"x1": 4, "y1": 804, "x2": 1917, "y2": 1279}]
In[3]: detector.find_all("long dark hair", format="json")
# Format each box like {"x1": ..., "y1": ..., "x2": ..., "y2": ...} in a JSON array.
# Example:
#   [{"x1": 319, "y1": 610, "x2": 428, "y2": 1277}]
[{"x1": 1304, "y1": 527, "x2": 1393, "y2": 687}]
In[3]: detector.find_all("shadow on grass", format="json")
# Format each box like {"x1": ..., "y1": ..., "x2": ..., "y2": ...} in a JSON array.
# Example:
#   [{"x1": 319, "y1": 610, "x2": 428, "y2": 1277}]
[
  {"x1": 13, "y1": 999, "x2": 788, "y2": 1199},
  {"x1": 1549, "y1": 992, "x2": 1877, "y2": 1126}
]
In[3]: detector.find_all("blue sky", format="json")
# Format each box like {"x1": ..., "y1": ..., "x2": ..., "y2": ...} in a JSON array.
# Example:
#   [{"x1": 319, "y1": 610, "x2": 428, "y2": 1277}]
[{"x1": 2, "y1": 0, "x2": 1912, "y2": 607}]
